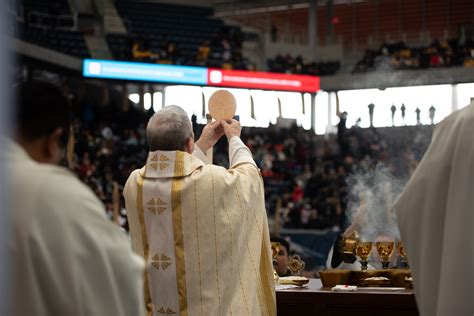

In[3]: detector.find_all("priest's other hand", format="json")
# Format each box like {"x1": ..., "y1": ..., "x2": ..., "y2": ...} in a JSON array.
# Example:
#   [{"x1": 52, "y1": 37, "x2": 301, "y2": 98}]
[
  {"x1": 195, "y1": 120, "x2": 225, "y2": 151},
  {"x1": 221, "y1": 119, "x2": 241, "y2": 141}
]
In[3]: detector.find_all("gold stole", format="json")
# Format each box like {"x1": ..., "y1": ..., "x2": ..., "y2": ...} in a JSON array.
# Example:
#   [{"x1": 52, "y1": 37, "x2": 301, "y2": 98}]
[{"x1": 136, "y1": 152, "x2": 188, "y2": 315}]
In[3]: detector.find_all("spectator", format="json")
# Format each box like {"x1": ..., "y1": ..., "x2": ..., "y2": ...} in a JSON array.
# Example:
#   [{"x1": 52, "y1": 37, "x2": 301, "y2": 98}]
[
  {"x1": 271, "y1": 236, "x2": 292, "y2": 277},
  {"x1": 132, "y1": 38, "x2": 157, "y2": 62},
  {"x1": 196, "y1": 41, "x2": 210, "y2": 65}
]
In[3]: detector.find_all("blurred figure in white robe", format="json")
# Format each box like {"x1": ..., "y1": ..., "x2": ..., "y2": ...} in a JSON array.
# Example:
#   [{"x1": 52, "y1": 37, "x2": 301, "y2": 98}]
[
  {"x1": 395, "y1": 100, "x2": 474, "y2": 316},
  {"x1": 2, "y1": 81, "x2": 145, "y2": 316}
]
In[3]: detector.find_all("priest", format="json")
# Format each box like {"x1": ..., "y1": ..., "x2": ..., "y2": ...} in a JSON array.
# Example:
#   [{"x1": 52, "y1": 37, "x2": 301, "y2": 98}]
[
  {"x1": 4, "y1": 81, "x2": 145, "y2": 315},
  {"x1": 395, "y1": 101, "x2": 474, "y2": 316},
  {"x1": 124, "y1": 105, "x2": 276, "y2": 316}
]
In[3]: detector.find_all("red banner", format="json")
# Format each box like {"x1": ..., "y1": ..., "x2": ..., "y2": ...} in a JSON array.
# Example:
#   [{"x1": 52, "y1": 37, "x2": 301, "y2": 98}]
[{"x1": 207, "y1": 68, "x2": 320, "y2": 93}]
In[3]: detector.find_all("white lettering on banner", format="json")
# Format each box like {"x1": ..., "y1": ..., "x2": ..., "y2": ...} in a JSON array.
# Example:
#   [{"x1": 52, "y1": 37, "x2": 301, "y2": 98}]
[
  {"x1": 102, "y1": 66, "x2": 187, "y2": 78},
  {"x1": 222, "y1": 75, "x2": 302, "y2": 87}
]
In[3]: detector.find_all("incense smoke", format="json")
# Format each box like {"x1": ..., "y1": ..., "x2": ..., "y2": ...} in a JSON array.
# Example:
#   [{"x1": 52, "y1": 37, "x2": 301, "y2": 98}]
[{"x1": 345, "y1": 163, "x2": 406, "y2": 241}]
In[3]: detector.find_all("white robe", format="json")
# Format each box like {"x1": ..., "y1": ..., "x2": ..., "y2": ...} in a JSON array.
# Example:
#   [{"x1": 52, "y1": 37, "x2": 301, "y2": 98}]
[
  {"x1": 395, "y1": 102, "x2": 474, "y2": 316},
  {"x1": 124, "y1": 137, "x2": 276, "y2": 316},
  {"x1": 2, "y1": 141, "x2": 145, "y2": 316}
]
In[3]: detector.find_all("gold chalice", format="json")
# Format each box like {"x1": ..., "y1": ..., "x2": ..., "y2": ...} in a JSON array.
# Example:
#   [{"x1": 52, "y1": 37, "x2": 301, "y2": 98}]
[
  {"x1": 340, "y1": 232, "x2": 358, "y2": 264},
  {"x1": 356, "y1": 241, "x2": 372, "y2": 271},
  {"x1": 397, "y1": 241, "x2": 409, "y2": 268},
  {"x1": 376, "y1": 241, "x2": 395, "y2": 269}
]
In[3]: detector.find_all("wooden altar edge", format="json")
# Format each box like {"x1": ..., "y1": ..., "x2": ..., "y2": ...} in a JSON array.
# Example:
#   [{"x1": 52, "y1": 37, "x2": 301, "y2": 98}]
[{"x1": 276, "y1": 279, "x2": 419, "y2": 316}]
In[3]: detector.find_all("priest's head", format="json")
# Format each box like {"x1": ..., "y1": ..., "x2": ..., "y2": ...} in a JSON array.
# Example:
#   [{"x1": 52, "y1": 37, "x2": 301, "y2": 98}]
[
  {"x1": 146, "y1": 105, "x2": 194, "y2": 153},
  {"x1": 14, "y1": 80, "x2": 71, "y2": 165}
]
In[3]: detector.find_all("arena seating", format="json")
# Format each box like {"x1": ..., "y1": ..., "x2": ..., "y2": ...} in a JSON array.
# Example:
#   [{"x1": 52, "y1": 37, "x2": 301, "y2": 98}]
[
  {"x1": 15, "y1": 22, "x2": 90, "y2": 58},
  {"x1": 108, "y1": 0, "x2": 249, "y2": 68},
  {"x1": 268, "y1": 54, "x2": 341, "y2": 76},
  {"x1": 23, "y1": 0, "x2": 71, "y2": 16},
  {"x1": 15, "y1": 0, "x2": 89, "y2": 58},
  {"x1": 353, "y1": 39, "x2": 474, "y2": 73}
]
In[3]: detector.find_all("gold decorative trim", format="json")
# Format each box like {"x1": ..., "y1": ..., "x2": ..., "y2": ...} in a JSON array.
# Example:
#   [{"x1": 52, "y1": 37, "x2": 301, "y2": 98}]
[
  {"x1": 151, "y1": 252, "x2": 172, "y2": 270},
  {"x1": 221, "y1": 184, "x2": 244, "y2": 316},
  {"x1": 157, "y1": 306, "x2": 176, "y2": 314},
  {"x1": 160, "y1": 154, "x2": 170, "y2": 161},
  {"x1": 193, "y1": 181, "x2": 205, "y2": 316},
  {"x1": 137, "y1": 173, "x2": 153, "y2": 316},
  {"x1": 147, "y1": 197, "x2": 167, "y2": 215},
  {"x1": 220, "y1": 184, "x2": 250, "y2": 315},
  {"x1": 248, "y1": 178, "x2": 263, "y2": 235},
  {"x1": 209, "y1": 169, "x2": 222, "y2": 313},
  {"x1": 235, "y1": 179, "x2": 275, "y2": 315},
  {"x1": 171, "y1": 151, "x2": 188, "y2": 316},
  {"x1": 159, "y1": 162, "x2": 170, "y2": 170},
  {"x1": 248, "y1": 179, "x2": 276, "y2": 315},
  {"x1": 238, "y1": 178, "x2": 275, "y2": 314},
  {"x1": 260, "y1": 237, "x2": 277, "y2": 316}
]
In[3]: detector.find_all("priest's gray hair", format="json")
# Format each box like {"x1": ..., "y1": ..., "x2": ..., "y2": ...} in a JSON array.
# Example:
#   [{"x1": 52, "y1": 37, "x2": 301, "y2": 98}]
[{"x1": 146, "y1": 105, "x2": 193, "y2": 151}]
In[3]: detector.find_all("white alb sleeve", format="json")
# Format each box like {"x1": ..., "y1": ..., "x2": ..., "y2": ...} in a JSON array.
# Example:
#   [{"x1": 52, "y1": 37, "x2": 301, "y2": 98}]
[
  {"x1": 192, "y1": 145, "x2": 210, "y2": 165},
  {"x1": 228, "y1": 136, "x2": 257, "y2": 168}
]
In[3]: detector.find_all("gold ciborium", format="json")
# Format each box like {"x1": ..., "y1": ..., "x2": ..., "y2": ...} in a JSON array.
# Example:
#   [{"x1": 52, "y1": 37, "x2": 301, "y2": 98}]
[
  {"x1": 376, "y1": 241, "x2": 395, "y2": 269},
  {"x1": 340, "y1": 232, "x2": 358, "y2": 264},
  {"x1": 397, "y1": 241, "x2": 409, "y2": 268},
  {"x1": 356, "y1": 241, "x2": 372, "y2": 271}
]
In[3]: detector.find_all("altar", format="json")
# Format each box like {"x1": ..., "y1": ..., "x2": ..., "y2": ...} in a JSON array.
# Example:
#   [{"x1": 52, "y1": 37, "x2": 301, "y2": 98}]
[{"x1": 276, "y1": 279, "x2": 419, "y2": 316}]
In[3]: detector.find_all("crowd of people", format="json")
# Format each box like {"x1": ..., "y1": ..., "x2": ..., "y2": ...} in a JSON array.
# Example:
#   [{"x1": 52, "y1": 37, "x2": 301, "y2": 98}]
[
  {"x1": 195, "y1": 26, "x2": 250, "y2": 70},
  {"x1": 353, "y1": 38, "x2": 474, "y2": 73},
  {"x1": 128, "y1": 36, "x2": 474, "y2": 76},
  {"x1": 124, "y1": 35, "x2": 474, "y2": 76},
  {"x1": 130, "y1": 37, "x2": 178, "y2": 65},
  {"x1": 68, "y1": 89, "x2": 432, "y2": 233},
  {"x1": 241, "y1": 120, "x2": 430, "y2": 231},
  {"x1": 267, "y1": 54, "x2": 341, "y2": 76},
  {"x1": 70, "y1": 94, "x2": 150, "y2": 229},
  {"x1": 130, "y1": 26, "x2": 252, "y2": 70}
]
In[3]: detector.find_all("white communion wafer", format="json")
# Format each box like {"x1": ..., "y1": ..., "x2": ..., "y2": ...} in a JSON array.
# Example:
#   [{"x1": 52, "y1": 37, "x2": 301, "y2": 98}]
[{"x1": 208, "y1": 90, "x2": 236, "y2": 120}]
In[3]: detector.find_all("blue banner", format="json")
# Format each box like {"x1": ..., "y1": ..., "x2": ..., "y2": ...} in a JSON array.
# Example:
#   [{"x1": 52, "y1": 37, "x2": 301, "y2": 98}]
[{"x1": 83, "y1": 59, "x2": 208, "y2": 85}]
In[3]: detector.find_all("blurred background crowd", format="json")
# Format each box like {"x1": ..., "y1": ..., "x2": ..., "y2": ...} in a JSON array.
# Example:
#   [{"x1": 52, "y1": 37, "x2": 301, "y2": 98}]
[
  {"x1": 68, "y1": 86, "x2": 432, "y2": 237},
  {"x1": 12, "y1": 0, "x2": 474, "y2": 270}
]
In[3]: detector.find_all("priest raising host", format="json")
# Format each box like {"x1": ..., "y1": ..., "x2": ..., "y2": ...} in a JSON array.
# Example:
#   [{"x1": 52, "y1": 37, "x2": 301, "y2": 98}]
[{"x1": 124, "y1": 105, "x2": 276, "y2": 316}]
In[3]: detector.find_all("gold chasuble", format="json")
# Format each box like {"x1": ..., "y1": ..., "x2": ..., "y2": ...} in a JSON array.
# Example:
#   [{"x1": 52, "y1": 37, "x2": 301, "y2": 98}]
[{"x1": 124, "y1": 141, "x2": 276, "y2": 316}]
